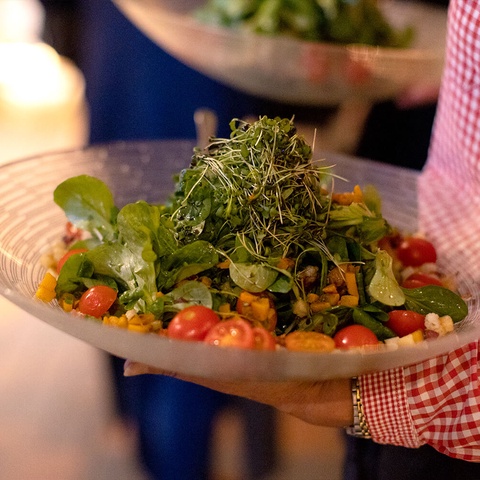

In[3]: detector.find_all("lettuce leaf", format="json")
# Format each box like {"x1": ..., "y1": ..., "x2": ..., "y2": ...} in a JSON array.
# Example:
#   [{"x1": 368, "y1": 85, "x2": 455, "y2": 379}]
[{"x1": 54, "y1": 175, "x2": 118, "y2": 242}]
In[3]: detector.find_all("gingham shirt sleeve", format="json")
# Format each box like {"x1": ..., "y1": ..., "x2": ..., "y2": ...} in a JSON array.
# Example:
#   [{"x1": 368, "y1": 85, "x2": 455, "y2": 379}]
[{"x1": 360, "y1": 0, "x2": 480, "y2": 461}]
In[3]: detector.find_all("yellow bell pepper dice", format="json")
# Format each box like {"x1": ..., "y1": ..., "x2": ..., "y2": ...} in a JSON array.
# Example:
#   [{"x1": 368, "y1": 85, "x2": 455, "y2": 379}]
[{"x1": 35, "y1": 272, "x2": 57, "y2": 302}]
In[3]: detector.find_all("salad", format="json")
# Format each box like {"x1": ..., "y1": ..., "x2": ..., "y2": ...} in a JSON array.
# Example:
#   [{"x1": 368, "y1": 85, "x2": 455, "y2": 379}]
[
  {"x1": 195, "y1": 0, "x2": 414, "y2": 48},
  {"x1": 36, "y1": 116, "x2": 467, "y2": 352}
]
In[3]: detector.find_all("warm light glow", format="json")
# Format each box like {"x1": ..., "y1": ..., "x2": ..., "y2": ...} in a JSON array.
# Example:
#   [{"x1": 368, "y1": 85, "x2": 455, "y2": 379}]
[
  {"x1": 0, "y1": 42, "x2": 69, "y2": 105},
  {"x1": 0, "y1": 40, "x2": 88, "y2": 164}
]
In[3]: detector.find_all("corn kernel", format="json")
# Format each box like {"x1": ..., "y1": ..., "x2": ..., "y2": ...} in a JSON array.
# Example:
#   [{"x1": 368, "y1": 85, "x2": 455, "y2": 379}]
[
  {"x1": 411, "y1": 329, "x2": 425, "y2": 343},
  {"x1": 41, "y1": 272, "x2": 57, "y2": 289},
  {"x1": 35, "y1": 272, "x2": 57, "y2": 302},
  {"x1": 139, "y1": 313, "x2": 155, "y2": 324},
  {"x1": 35, "y1": 286, "x2": 57, "y2": 302},
  {"x1": 61, "y1": 295, "x2": 74, "y2": 312},
  {"x1": 128, "y1": 323, "x2": 151, "y2": 333},
  {"x1": 128, "y1": 314, "x2": 143, "y2": 325}
]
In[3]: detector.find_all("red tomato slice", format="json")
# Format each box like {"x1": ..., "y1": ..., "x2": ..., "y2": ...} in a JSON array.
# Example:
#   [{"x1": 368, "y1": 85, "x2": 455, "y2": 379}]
[
  {"x1": 333, "y1": 325, "x2": 379, "y2": 349},
  {"x1": 167, "y1": 305, "x2": 220, "y2": 342},
  {"x1": 204, "y1": 318, "x2": 255, "y2": 350},
  {"x1": 252, "y1": 327, "x2": 276, "y2": 351},
  {"x1": 386, "y1": 310, "x2": 426, "y2": 337},
  {"x1": 78, "y1": 285, "x2": 117, "y2": 318},
  {"x1": 402, "y1": 272, "x2": 442, "y2": 289},
  {"x1": 396, "y1": 237, "x2": 437, "y2": 267},
  {"x1": 56, "y1": 248, "x2": 88, "y2": 274}
]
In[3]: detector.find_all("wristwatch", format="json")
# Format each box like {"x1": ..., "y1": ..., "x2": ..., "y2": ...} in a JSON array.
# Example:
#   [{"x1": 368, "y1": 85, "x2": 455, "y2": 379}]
[{"x1": 345, "y1": 377, "x2": 372, "y2": 439}]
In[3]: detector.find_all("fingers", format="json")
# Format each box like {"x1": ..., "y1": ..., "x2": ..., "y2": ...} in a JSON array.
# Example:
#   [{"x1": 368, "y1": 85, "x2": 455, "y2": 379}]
[
  {"x1": 123, "y1": 359, "x2": 267, "y2": 401},
  {"x1": 122, "y1": 359, "x2": 306, "y2": 407},
  {"x1": 124, "y1": 359, "x2": 172, "y2": 376},
  {"x1": 122, "y1": 359, "x2": 352, "y2": 428}
]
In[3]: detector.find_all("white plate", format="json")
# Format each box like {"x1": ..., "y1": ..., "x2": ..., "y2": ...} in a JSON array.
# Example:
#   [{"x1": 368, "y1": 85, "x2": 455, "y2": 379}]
[
  {"x1": 113, "y1": 0, "x2": 447, "y2": 106},
  {"x1": 0, "y1": 140, "x2": 478, "y2": 381}
]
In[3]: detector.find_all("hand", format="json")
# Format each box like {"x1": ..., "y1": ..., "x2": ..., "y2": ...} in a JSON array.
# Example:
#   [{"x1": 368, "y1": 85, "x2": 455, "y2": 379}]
[{"x1": 124, "y1": 360, "x2": 353, "y2": 428}]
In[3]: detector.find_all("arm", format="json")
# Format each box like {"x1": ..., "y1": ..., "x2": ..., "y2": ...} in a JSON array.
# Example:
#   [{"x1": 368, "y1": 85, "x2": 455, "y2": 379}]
[
  {"x1": 361, "y1": 343, "x2": 480, "y2": 461},
  {"x1": 125, "y1": 0, "x2": 480, "y2": 461},
  {"x1": 363, "y1": 0, "x2": 480, "y2": 460},
  {"x1": 124, "y1": 360, "x2": 353, "y2": 428},
  {"x1": 124, "y1": 340, "x2": 480, "y2": 461}
]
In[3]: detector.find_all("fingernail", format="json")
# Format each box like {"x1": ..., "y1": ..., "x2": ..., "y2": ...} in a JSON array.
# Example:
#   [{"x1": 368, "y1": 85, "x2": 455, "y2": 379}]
[{"x1": 124, "y1": 360, "x2": 145, "y2": 377}]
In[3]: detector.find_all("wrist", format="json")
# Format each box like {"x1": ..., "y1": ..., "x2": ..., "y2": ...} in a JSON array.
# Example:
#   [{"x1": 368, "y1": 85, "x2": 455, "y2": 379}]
[
  {"x1": 345, "y1": 376, "x2": 371, "y2": 439},
  {"x1": 280, "y1": 378, "x2": 352, "y2": 428}
]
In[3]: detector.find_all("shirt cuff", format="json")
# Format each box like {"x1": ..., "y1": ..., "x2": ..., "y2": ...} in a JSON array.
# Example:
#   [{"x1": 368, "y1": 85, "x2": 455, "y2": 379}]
[{"x1": 359, "y1": 368, "x2": 423, "y2": 448}]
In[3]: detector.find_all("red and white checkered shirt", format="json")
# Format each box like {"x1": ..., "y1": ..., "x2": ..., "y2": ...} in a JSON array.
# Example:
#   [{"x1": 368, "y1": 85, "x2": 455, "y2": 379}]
[{"x1": 360, "y1": 0, "x2": 480, "y2": 461}]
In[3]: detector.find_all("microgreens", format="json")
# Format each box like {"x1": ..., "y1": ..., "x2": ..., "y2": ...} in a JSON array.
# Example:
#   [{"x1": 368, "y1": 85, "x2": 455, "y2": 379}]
[{"x1": 169, "y1": 116, "x2": 334, "y2": 261}]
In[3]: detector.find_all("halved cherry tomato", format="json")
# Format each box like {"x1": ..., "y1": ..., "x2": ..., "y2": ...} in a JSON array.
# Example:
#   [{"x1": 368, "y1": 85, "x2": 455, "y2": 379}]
[
  {"x1": 252, "y1": 327, "x2": 276, "y2": 351},
  {"x1": 167, "y1": 305, "x2": 220, "y2": 342},
  {"x1": 284, "y1": 331, "x2": 336, "y2": 352},
  {"x1": 386, "y1": 310, "x2": 426, "y2": 337},
  {"x1": 333, "y1": 325, "x2": 379, "y2": 349},
  {"x1": 56, "y1": 248, "x2": 88, "y2": 274},
  {"x1": 78, "y1": 285, "x2": 117, "y2": 318},
  {"x1": 204, "y1": 317, "x2": 255, "y2": 349},
  {"x1": 396, "y1": 237, "x2": 437, "y2": 267},
  {"x1": 402, "y1": 272, "x2": 442, "y2": 289}
]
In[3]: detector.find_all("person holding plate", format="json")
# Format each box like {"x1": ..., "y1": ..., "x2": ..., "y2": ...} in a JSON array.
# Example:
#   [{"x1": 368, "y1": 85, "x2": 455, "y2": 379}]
[{"x1": 124, "y1": 0, "x2": 480, "y2": 478}]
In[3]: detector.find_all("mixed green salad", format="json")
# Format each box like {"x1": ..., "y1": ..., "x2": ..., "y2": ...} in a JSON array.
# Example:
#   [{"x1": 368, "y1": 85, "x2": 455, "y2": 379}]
[
  {"x1": 36, "y1": 116, "x2": 467, "y2": 352},
  {"x1": 195, "y1": 0, "x2": 414, "y2": 47}
]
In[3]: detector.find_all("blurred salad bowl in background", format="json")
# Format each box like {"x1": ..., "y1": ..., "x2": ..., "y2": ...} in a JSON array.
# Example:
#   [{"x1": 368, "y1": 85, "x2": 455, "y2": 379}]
[{"x1": 112, "y1": 0, "x2": 447, "y2": 105}]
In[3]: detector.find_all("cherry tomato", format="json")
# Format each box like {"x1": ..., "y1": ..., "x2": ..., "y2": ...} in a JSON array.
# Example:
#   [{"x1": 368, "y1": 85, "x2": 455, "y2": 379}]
[
  {"x1": 56, "y1": 248, "x2": 88, "y2": 274},
  {"x1": 386, "y1": 310, "x2": 426, "y2": 337},
  {"x1": 402, "y1": 272, "x2": 442, "y2": 289},
  {"x1": 284, "y1": 331, "x2": 336, "y2": 352},
  {"x1": 396, "y1": 237, "x2": 437, "y2": 267},
  {"x1": 333, "y1": 325, "x2": 379, "y2": 349},
  {"x1": 167, "y1": 305, "x2": 220, "y2": 342},
  {"x1": 252, "y1": 327, "x2": 276, "y2": 351},
  {"x1": 204, "y1": 317, "x2": 255, "y2": 350},
  {"x1": 63, "y1": 222, "x2": 83, "y2": 244},
  {"x1": 78, "y1": 285, "x2": 117, "y2": 318}
]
